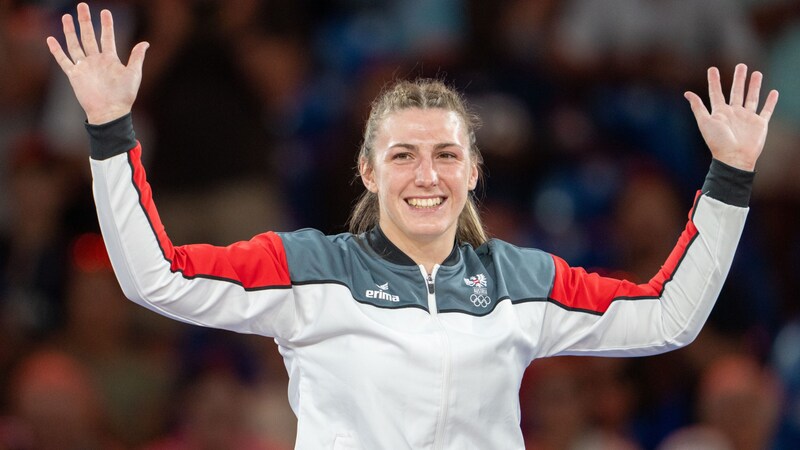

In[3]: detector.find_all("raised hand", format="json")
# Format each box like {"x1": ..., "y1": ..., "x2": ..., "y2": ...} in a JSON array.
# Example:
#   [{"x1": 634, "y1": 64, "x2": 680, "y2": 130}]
[
  {"x1": 684, "y1": 64, "x2": 779, "y2": 172},
  {"x1": 46, "y1": 3, "x2": 149, "y2": 125}
]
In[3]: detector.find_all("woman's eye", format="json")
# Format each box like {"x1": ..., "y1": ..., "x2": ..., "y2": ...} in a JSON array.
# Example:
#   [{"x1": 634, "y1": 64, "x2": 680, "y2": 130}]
[
  {"x1": 393, "y1": 153, "x2": 412, "y2": 160},
  {"x1": 438, "y1": 152, "x2": 457, "y2": 159}
]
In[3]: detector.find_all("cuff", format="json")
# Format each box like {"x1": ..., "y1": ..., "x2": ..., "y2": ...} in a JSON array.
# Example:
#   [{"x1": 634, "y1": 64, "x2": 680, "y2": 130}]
[
  {"x1": 85, "y1": 113, "x2": 136, "y2": 160},
  {"x1": 701, "y1": 159, "x2": 755, "y2": 207}
]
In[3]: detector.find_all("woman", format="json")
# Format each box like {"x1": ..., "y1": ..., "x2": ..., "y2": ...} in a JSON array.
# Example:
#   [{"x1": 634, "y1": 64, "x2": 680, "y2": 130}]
[{"x1": 47, "y1": 4, "x2": 778, "y2": 449}]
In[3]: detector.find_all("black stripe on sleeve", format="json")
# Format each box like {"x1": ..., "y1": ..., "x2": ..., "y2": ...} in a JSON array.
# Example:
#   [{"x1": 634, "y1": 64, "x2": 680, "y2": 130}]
[
  {"x1": 701, "y1": 158, "x2": 755, "y2": 207},
  {"x1": 85, "y1": 113, "x2": 137, "y2": 160}
]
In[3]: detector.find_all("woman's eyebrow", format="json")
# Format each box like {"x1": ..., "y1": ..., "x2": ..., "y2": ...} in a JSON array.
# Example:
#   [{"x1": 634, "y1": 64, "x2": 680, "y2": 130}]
[
  {"x1": 434, "y1": 142, "x2": 462, "y2": 150},
  {"x1": 388, "y1": 142, "x2": 463, "y2": 150},
  {"x1": 389, "y1": 143, "x2": 417, "y2": 150}
]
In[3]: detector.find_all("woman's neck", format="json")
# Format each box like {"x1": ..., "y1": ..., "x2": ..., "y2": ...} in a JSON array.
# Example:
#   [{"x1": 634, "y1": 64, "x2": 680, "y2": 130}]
[{"x1": 378, "y1": 225, "x2": 456, "y2": 274}]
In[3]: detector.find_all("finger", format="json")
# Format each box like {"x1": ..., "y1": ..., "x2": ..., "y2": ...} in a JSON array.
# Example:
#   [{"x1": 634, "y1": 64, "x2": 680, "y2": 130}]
[
  {"x1": 707, "y1": 67, "x2": 725, "y2": 112},
  {"x1": 62, "y1": 13, "x2": 86, "y2": 62},
  {"x1": 77, "y1": 2, "x2": 100, "y2": 56},
  {"x1": 127, "y1": 41, "x2": 150, "y2": 74},
  {"x1": 760, "y1": 90, "x2": 779, "y2": 121},
  {"x1": 729, "y1": 63, "x2": 747, "y2": 107},
  {"x1": 685, "y1": 91, "x2": 710, "y2": 121},
  {"x1": 99, "y1": 9, "x2": 117, "y2": 56},
  {"x1": 745, "y1": 71, "x2": 762, "y2": 112},
  {"x1": 46, "y1": 36, "x2": 74, "y2": 72}
]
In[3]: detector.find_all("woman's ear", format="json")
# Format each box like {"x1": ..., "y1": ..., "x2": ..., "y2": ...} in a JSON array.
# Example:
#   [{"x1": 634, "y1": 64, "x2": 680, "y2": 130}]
[
  {"x1": 360, "y1": 157, "x2": 378, "y2": 193},
  {"x1": 468, "y1": 161, "x2": 479, "y2": 190}
]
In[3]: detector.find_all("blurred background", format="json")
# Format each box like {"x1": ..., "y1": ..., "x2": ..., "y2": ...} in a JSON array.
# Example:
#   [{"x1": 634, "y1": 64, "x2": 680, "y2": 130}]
[{"x1": 1, "y1": 0, "x2": 799, "y2": 448}]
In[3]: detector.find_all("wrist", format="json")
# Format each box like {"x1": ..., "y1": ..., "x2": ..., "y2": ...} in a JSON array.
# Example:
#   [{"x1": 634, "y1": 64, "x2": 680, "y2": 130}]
[
  {"x1": 712, "y1": 154, "x2": 756, "y2": 172},
  {"x1": 85, "y1": 113, "x2": 136, "y2": 160},
  {"x1": 702, "y1": 159, "x2": 755, "y2": 207},
  {"x1": 86, "y1": 109, "x2": 132, "y2": 126}
]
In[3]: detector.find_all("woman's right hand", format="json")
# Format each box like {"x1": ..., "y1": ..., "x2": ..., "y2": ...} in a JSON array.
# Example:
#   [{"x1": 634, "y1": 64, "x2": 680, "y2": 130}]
[{"x1": 46, "y1": 2, "x2": 149, "y2": 125}]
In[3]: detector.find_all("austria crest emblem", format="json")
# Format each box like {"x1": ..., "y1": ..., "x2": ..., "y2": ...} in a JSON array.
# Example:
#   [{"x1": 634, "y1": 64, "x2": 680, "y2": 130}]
[{"x1": 464, "y1": 274, "x2": 491, "y2": 308}]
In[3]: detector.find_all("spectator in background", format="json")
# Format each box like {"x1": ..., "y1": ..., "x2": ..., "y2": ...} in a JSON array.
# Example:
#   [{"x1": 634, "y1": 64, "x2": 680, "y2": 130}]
[
  {"x1": 650, "y1": 353, "x2": 783, "y2": 450},
  {"x1": 749, "y1": 0, "x2": 800, "y2": 324},
  {"x1": 700, "y1": 354, "x2": 782, "y2": 450},
  {"x1": 520, "y1": 357, "x2": 641, "y2": 450},
  {"x1": 144, "y1": 370, "x2": 289, "y2": 450},
  {"x1": 612, "y1": 166, "x2": 684, "y2": 283},
  {"x1": 144, "y1": 324, "x2": 294, "y2": 450},
  {"x1": 551, "y1": 0, "x2": 764, "y2": 192},
  {"x1": 0, "y1": 3, "x2": 54, "y2": 228},
  {"x1": 133, "y1": 0, "x2": 292, "y2": 245},
  {"x1": 771, "y1": 320, "x2": 800, "y2": 449},
  {"x1": 554, "y1": 0, "x2": 761, "y2": 83},
  {"x1": 54, "y1": 233, "x2": 175, "y2": 447},
  {"x1": 751, "y1": 0, "x2": 800, "y2": 199},
  {"x1": 0, "y1": 349, "x2": 122, "y2": 450},
  {"x1": 0, "y1": 134, "x2": 71, "y2": 375},
  {"x1": 657, "y1": 426, "x2": 733, "y2": 450}
]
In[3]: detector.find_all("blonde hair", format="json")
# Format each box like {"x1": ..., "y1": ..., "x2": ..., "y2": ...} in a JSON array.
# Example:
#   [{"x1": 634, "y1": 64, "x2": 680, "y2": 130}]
[{"x1": 347, "y1": 79, "x2": 488, "y2": 248}]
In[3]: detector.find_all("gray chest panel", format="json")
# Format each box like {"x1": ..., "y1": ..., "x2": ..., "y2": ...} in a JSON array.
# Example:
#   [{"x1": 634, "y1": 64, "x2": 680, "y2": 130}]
[{"x1": 278, "y1": 229, "x2": 556, "y2": 316}]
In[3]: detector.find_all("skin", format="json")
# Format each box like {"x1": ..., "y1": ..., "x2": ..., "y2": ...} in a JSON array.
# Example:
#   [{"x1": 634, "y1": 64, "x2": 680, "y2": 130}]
[
  {"x1": 684, "y1": 64, "x2": 779, "y2": 172},
  {"x1": 48, "y1": 3, "x2": 780, "y2": 270},
  {"x1": 46, "y1": 3, "x2": 148, "y2": 125},
  {"x1": 360, "y1": 108, "x2": 479, "y2": 272}
]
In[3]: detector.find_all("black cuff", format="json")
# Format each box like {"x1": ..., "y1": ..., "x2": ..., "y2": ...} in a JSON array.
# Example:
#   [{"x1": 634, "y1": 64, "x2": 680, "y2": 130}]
[
  {"x1": 85, "y1": 113, "x2": 136, "y2": 160},
  {"x1": 701, "y1": 159, "x2": 755, "y2": 207}
]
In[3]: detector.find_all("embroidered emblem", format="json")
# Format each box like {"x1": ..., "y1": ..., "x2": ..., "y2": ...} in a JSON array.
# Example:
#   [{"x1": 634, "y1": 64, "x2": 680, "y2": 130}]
[
  {"x1": 464, "y1": 274, "x2": 491, "y2": 308},
  {"x1": 464, "y1": 274, "x2": 487, "y2": 288}
]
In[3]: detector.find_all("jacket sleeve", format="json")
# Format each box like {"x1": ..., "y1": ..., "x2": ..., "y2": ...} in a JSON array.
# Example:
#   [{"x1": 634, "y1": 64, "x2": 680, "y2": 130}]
[
  {"x1": 88, "y1": 114, "x2": 297, "y2": 339},
  {"x1": 532, "y1": 160, "x2": 752, "y2": 358}
]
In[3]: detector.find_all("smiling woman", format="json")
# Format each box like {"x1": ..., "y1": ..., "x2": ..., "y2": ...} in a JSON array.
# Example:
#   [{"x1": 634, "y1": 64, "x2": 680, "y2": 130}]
[
  {"x1": 47, "y1": 3, "x2": 779, "y2": 449},
  {"x1": 358, "y1": 106, "x2": 480, "y2": 273},
  {"x1": 349, "y1": 80, "x2": 486, "y2": 260}
]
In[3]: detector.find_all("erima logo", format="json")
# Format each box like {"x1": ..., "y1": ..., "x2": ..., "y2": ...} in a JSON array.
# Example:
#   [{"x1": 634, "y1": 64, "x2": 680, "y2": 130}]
[{"x1": 366, "y1": 282, "x2": 399, "y2": 302}]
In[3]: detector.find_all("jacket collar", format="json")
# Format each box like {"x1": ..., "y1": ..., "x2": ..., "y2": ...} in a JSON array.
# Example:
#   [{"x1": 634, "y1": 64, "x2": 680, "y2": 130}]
[{"x1": 366, "y1": 226, "x2": 460, "y2": 267}]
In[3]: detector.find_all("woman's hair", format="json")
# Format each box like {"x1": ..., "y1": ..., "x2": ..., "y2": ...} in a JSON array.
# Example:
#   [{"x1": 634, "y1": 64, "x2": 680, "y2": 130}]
[{"x1": 347, "y1": 79, "x2": 488, "y2": 248}]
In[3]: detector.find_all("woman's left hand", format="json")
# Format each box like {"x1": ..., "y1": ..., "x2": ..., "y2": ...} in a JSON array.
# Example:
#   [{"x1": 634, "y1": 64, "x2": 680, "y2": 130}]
[{"x1": 684, "y1": 64, "x2": 779, "y2": 172}]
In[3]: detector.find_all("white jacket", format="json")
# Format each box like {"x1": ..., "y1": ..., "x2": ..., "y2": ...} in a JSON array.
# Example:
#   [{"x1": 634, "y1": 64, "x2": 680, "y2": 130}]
[{"x1": 87, "y1": 114, "x2": 751, "y2": 449}]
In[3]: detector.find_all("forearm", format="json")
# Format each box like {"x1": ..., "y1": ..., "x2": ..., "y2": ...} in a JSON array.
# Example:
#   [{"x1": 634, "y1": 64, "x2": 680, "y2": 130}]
[{"x1": 539, "y1": 161, "x2": 751, "y2": 357}]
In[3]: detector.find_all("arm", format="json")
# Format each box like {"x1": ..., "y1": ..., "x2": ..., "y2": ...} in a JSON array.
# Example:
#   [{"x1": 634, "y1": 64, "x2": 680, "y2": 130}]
[
  {"x1": 534, "y1": 65, "x2": 778, "y2": 358},
  {"x1": 49, "y1": 4, "x2": 297, "y2": 338},
  {"x1": 536, "y1": 162, "x2": 748, "y2": 357},
  {"x1": 89, "y1": 115, "x2": 295, "y2": 337}
]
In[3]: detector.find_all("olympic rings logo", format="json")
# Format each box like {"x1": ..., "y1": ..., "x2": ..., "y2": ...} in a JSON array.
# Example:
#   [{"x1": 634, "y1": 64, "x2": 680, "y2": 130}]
[{"x1": 470, "y1": 294, "x2": 491, "y2": 308}]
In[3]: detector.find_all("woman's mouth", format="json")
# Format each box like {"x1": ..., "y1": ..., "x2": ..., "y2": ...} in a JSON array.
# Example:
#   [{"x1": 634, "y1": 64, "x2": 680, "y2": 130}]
[{"x1": 406, "y1": 197, "x2": 445, "y2": 208}]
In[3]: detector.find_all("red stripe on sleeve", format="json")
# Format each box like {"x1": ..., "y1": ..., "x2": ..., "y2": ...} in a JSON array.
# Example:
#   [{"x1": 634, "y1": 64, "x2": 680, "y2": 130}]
[
  {"x1": 549, "y1": 191, "x2": 702, "y2": 314},
  {"x1": 127, "y1": 145, "x2": 290, "y2": 289}
]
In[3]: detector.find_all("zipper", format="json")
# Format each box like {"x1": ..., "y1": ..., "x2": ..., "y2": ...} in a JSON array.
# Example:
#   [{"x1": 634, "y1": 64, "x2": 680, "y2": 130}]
[{"x1": 420, "y1": 265, "x2": 450, "y2": 449}]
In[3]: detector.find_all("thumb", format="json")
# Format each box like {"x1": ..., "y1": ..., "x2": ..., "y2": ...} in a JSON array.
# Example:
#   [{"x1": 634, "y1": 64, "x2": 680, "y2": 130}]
[
  {"x1": 127, "y1": 41, "x2": 149, "y2": 73},
  {"x1": 684, "y1": 91, "x2": 710, "y2": 121}
]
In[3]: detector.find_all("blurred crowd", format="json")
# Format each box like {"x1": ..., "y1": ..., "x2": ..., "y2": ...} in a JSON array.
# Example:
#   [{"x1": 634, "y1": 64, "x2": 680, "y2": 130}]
[{"x1": 1, "y1": 0, "x2": 799, "y2": 449}]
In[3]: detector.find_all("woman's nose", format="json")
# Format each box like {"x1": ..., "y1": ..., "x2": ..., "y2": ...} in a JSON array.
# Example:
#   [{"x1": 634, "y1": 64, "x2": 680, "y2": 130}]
[{"x1": 415, "y1": 157, "x2": 438, "y2": 187}]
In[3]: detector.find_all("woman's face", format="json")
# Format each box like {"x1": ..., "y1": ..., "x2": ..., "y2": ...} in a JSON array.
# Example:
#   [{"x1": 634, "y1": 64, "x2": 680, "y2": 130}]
[{"x1": 361, "y1": 108, "x2": 478, "y2": 247}]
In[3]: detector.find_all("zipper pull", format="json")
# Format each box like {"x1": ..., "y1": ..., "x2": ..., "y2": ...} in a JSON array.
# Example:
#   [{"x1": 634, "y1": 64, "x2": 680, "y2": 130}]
[{"x1": 427, "y1": 274, "x2": 435, "y2": 294}]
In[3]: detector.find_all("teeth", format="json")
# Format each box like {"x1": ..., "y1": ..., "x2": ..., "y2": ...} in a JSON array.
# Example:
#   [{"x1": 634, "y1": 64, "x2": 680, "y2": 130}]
[{"x1": 408, "y1": 197, "x2": 443, "y2": 208}]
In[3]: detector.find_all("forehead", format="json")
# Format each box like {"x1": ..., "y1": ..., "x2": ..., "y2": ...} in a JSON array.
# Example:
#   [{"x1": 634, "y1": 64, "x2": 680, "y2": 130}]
[{"x1": 375, "y1": 108, "x2": 468, "y2": 147}]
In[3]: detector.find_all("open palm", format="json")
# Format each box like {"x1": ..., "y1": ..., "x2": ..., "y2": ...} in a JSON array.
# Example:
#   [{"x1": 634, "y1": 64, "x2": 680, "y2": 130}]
[
  {"x1": 46, "y1": 3, "x2": 148, "y2": 125},
  {"x1": 685, "y1": 64, "x2": 779, "y2": 171}
]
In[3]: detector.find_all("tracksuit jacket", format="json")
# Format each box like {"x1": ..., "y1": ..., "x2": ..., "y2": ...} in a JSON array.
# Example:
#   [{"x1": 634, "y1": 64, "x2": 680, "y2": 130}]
[{"x1": 87, "y1": 114, "x2": 753, "y2": 450}]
